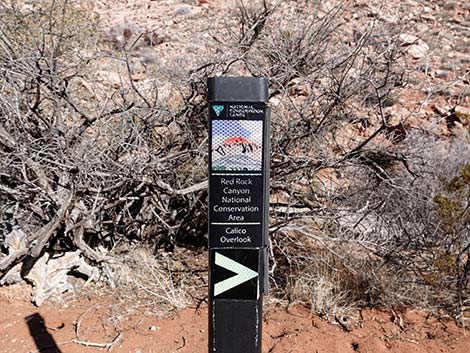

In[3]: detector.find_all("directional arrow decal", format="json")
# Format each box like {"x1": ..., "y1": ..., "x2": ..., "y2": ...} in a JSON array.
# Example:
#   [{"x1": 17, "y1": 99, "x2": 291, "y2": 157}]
[{"x1": 214, "y1": 252, "x2": 259, "y2": 297}]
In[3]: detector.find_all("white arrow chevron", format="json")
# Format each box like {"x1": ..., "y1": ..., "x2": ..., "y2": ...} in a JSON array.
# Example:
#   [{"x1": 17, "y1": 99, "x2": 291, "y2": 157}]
[{"x1": 214, "y1": 252, "x2": 258, "y2": 296}]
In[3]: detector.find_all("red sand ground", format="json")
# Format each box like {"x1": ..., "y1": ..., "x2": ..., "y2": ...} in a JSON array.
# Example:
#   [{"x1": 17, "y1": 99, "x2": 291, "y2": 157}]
[{"x1": 1, "y1": 289, "x2": 468, "y2": 353}]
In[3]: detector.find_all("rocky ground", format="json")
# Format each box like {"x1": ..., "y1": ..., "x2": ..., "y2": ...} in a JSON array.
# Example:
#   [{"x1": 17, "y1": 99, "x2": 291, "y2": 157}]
[{"x1": 92, "y1": 0, "x2": 470, "y2": 129}]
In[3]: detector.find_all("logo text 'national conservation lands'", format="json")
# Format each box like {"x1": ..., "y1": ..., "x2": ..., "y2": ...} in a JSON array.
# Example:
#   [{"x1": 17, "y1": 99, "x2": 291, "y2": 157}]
[{"x1": 212, "y1": 105, "x2": 225, "y2": 116}]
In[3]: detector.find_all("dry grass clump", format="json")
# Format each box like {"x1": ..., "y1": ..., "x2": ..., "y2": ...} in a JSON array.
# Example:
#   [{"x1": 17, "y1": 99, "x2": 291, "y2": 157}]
[
  {"x1": 97, "y1": 247, "x2": 207, "y2": 316},
  {"x1": 120, "y1": 249, "x2": 190, "y2": 313},
  {"x1": 274, "y1": 228, "x2": 441, "y2": 319}
]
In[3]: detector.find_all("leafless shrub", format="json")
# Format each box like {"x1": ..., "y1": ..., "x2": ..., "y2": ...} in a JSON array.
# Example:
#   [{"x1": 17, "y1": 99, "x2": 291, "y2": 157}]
[
  {"x1": 0, "y1": 0, "x2": 209, "y2": 283},
  {"x1": 222, "y1": 0, "x2": 468, "y2": 318},
  {"x1": 117, "y1": 248, "x2": 191, "y2": 313},
  {"x1": 281, "y1": 131, "x2": 470, "y2": 318}
]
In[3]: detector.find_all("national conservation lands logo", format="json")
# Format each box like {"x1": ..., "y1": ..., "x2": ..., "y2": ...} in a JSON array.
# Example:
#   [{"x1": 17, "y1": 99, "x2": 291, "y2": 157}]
[
  {"x1": 211, "y1": 120, "x2": 263, "y2": 171},
  {"x1": 212, "y1": 104, "x2": 225, "y2": 117}
]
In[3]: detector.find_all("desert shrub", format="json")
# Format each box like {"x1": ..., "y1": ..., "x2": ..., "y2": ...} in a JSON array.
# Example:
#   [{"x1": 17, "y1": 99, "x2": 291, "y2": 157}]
[
  {"x1": 221, "y1": 1, "x2": 469, "y2": 318},
  {"x1": 0, "y1": 0, "x2": 209, "y2": 281},
  {"x1": 270, "y1": 133, "x2": 469, "y2": 322}
]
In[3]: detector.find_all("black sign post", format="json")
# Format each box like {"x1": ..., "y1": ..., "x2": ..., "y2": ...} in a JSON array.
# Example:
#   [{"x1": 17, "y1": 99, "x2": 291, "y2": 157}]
[{"x1": 207, "y1": 77, "x2": 270, "y2": 353}]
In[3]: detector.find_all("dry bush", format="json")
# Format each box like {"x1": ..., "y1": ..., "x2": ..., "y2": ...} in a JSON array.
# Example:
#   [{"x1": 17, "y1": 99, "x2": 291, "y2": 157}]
[
  {"x1": 0, "y1": 0, "x2": 209, "y2": 288},
  {"x1": 275, "y1": 132, "x2": 470, "y2": 319},
  {"x1": 222, "y1": 1, "x2": 469, "y2": 319},
  {"x1": 113, "y1": 248, "x2": 191, "y2": 314}
]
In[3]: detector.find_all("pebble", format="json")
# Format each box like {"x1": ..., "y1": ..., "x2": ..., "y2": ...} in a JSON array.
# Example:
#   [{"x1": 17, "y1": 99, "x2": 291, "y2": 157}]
[
  {"x1": 415, "y1": 23, "x2": 429, "y2": 34},
  {"x1": 97, "y1": 71, "x2": 122, "y2": 89},
  {"x1": 408, "y1": 42, "x2": 430, "y2": 59},
  {"x1": 434, "y1": 70, "x2": 449, "y2": 79},
  {"x1": 399, "y1": 33, "x2": 418, "y2": 45},
  {"x1": 174, "y1": 5, "x2": 192, "y2": 16}
]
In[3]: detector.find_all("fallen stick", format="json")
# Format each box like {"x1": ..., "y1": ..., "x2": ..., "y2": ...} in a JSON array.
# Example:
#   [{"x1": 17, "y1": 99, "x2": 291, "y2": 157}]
[
  {"x1": 74, "y1": 304, "x2": 123, "y2": 351},
  {"x1": 73, "y1": 333, "x2": 123, "y2": 351}
]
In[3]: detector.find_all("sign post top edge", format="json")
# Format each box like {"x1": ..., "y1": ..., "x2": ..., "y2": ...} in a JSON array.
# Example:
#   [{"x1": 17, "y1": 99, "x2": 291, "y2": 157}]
[{"x1": 208, "y1": 77, "x2": 269, "y2": 103}]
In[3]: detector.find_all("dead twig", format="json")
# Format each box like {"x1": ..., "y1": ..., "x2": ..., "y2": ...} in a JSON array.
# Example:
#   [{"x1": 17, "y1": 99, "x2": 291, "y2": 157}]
[{"x1": 74, "y1": 304, "x2": 123, "y2": 351}]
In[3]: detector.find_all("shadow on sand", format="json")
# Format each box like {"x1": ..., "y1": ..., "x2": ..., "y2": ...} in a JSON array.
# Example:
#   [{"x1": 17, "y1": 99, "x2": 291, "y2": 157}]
[{"x1": 25, "y1": 313, "x2": 63, "y2": 353}]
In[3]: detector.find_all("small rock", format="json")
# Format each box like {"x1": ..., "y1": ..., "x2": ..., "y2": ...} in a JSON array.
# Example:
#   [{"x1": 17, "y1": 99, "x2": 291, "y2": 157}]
[
  {"x1": 408, "y1": 42, "x2": 430, "y2": 59},
  {"x1": 415, "y1": 23, "x2": 429, "y2": 33},
  {"x1": 150, "y1": 326, "x2": 157, "y2": 331},
  {"x1": 131, "y1": 60, "x2": 146, "y2": 75},
  {"x1": 421, "y1": 14, "x2": 436, "y2": 22},
  {"x1": 434, "y1": 70, "x2": 449, "y2": 78},
  {"x1": 399, "y1": 33, "x2": 418, "y2": 45},
  {"x1": 455, "y1": 106, "x2": 470, "y2": 122},
  {"x1": 270, "y1": 97, "x2": 281, "y2": 106},
  {"x1": 97, "y1": 71, "x2": 122, "y2": 89},
  {"x1": 381, "y1": 14, "x2": 398, "y2": 23},
  {"x1": 174, "y1": 5, "x2": 192, "y2": 16}
]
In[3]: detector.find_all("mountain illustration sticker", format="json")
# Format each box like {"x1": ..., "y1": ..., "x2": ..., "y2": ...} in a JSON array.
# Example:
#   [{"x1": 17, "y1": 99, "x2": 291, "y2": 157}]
[{"x1": 212, "y1": 120, "x2": 263, "y2": 171}]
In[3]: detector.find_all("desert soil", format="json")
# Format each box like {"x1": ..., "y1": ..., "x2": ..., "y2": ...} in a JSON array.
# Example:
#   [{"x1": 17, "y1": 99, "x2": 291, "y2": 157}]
[{"x1": 1, "y1": 284, "x2": 469, "y2": 353}]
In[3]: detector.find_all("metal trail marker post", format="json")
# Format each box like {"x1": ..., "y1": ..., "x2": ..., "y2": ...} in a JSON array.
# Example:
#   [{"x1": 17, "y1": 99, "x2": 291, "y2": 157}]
[{"x1": 207, "y1": 77, "x2": 270, "y2": 353}]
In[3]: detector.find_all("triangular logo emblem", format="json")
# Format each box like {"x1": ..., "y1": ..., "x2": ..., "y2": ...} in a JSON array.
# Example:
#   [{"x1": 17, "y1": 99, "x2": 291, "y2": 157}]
[
  {"x1": 212, "y1": 105, "x2": 224, "y2": 117},
  {"x1": 214, "y1": 252, "x2": 258, "y2": 297}
]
